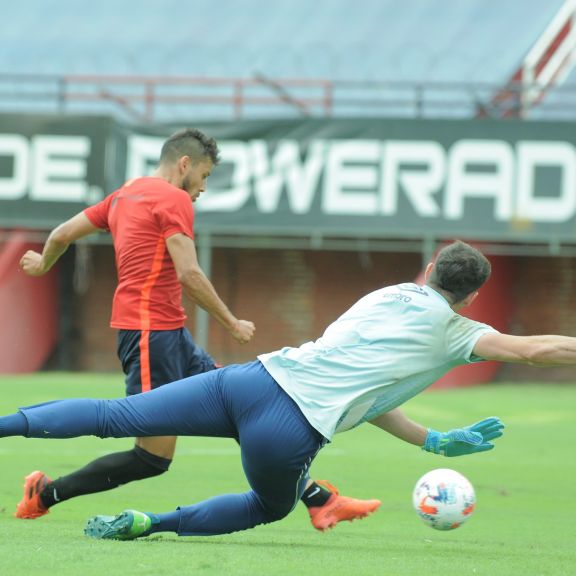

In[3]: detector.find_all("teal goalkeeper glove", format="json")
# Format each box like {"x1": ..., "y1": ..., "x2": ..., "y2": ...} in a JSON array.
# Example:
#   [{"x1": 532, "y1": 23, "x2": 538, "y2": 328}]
[{"x1": 423, "y1": 417, "x2": 505, "y2": 457}]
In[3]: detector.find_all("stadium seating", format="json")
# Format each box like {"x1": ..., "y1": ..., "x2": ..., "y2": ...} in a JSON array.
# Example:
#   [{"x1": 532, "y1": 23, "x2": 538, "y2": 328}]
[
  {"x1": 3, "y1": 0, "x2": 571, "y2": 120},
  {"x1": 1, "y1": 0, "x2": 565, "y2": 82}
]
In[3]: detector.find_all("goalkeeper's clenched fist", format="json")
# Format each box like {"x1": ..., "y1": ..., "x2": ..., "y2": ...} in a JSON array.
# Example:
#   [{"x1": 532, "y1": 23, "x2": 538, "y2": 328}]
[{"x1": 422, "y1": 417, "x2": 505, "y2": 457}]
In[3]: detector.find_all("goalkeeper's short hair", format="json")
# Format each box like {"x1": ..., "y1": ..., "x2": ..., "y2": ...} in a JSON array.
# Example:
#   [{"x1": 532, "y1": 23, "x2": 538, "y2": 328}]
[{"x1": 427, "y1": 240, "x2": 491, "y2": 304}]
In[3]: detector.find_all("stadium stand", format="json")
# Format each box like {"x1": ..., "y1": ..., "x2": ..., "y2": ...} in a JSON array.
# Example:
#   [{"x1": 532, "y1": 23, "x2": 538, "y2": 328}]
[
  {"x1": 0, "y1": 0, "x2": 565, "y2": 80},
  {"x1": 0, "y1": 0, "x2": 571, "y2": 120}
]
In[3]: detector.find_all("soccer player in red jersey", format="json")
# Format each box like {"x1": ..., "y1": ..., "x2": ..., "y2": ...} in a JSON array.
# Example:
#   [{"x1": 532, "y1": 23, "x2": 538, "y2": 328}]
[{"x1": 18, "y1": 128, "x2": 380, "y2": 531}]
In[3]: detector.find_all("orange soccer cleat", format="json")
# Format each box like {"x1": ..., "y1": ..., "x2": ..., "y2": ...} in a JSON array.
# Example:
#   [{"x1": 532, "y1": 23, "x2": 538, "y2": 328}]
[
  {"x1": 308, "y1": 480, "x2": 382, "y2": 532},
  {"x1": 15, "y1": 471, "x2": 52, "y2": 519}
]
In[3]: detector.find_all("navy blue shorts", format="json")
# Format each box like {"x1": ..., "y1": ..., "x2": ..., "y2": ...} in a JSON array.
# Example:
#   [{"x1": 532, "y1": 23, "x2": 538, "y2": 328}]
[{"x1": 117, "y1": 328, "x2": 218, "y2": 396}]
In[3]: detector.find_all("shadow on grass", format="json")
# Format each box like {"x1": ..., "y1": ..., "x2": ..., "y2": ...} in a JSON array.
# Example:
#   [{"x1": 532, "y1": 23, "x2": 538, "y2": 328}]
[{"x1": 114, "y1": 529, "x2": 385, "y2": 550}]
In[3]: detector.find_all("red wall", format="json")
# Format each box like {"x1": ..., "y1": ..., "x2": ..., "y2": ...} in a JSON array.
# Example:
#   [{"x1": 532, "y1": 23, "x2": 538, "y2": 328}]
[{"x1": 0, "y1": 231, "x2": 59, "y2": 373}]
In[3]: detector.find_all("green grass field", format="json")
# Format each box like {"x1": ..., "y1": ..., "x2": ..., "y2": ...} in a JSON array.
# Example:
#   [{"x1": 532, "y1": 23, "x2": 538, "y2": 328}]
[{"x1": 0, "y1": 374, "x2": 574, "y2": 576}]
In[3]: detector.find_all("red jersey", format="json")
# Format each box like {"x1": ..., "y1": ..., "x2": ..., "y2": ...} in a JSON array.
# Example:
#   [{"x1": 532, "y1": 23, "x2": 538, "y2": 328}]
[{"x1": 84, "y1": 177, "x2": 194, "y2": 330}]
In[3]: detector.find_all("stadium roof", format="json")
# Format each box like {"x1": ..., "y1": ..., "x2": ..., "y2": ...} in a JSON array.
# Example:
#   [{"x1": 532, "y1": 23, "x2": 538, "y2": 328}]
[
  {"x1": 2, "y1": 0, "x2": 574, "y2": 121},
  {"x1": 1, "y1": 0, "x2": 566, "y2": 82}
]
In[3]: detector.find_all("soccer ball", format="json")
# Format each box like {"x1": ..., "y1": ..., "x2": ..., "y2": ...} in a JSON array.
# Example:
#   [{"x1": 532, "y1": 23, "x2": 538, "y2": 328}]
[{"x1": 412, "y1": 468, "x2": 476, "y2": 530}]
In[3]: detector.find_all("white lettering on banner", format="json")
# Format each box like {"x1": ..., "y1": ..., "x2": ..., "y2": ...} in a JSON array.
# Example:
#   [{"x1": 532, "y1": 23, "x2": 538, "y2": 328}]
[
  {"x1": 123, "y1": 134, "x2": 576, "y2": 225},
  {"x1": 0, "y1": 134, "x2": 92, "y2": 202},
  {"x1": 381, "y1": 141, "x2": 445, "y2": 217},
  {"x1": 251, "y1": 140, "x2": 325, "y2": 214},
  {"x1": 126, "y1": 135, "x2": 162, "y2": 179},
  {"x1": 445, "y1": 140, "x2": 514, "y2": 221},
  {"x1": 198, "y1": 140, "x2": 326, "y2": 213},
  {"x1": 286, "y1": 141, "x2": 326, "y2": 213},
  {"x1": 251, "y1": 140, "x2": 283, "y2": 212},
  {"x1": 30, "y1": 136, "x2": 91, "y2": 202},
  {"x1": 197, "y1": 141, "x2": 251, "y2": 212},
  {"x1": 324, "y1": 140, "x2": 380, "y2": 214},
  {"x1": 0, "y1": 135, "x2": 28, "y2": 199},
  {"x1": 516, "y1": 142, "x2": 576, "y2": 222}
]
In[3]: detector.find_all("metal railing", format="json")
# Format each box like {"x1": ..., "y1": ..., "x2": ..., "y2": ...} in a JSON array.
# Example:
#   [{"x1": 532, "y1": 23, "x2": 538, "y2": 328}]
[{"x1": 0, "y1": 73, "x2": 575, "y2": 122}]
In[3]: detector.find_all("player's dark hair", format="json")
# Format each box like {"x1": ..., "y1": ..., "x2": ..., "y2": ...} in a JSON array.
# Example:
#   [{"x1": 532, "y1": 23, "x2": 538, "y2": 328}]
[
  {"x1": 427, "y1": 240, "x2": 491, "y2": 304},
  {"x1": 160, "y1": 128, "x2": 220, "y2": 166}
]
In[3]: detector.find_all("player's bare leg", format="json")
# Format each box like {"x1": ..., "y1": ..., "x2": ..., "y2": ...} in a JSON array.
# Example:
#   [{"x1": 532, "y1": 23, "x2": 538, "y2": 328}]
[{"x1": 135, "y1": 435, "x2": 177, "y2": 459}]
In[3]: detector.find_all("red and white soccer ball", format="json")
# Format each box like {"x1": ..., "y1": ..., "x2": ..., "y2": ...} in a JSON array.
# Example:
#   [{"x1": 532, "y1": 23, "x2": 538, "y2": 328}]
[{"x1": 412, "y1": 468, "x2": 476, "y2": 530}]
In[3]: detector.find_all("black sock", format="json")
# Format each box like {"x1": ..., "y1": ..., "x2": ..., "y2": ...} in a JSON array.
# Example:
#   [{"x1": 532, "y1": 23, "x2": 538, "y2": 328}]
[
  {"x1": 40, "y1": 446, "x2": 172, "y2": 508},
  {"x1": 301, "y1": 481, "x2": 332, "y2": 508}
]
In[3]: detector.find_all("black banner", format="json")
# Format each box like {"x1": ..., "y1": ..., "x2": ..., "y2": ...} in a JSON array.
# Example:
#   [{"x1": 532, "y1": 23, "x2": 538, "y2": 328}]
[
  {"x1": 0, "y1": 115, "x2": 112, "y2": 228},
  {"x1": 2, "y1": 115, "x2": 576, "y2": 243}
]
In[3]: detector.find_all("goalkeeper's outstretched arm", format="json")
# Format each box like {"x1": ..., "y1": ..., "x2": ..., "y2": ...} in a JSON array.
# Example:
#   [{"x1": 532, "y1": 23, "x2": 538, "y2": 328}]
[
  {"x1": 369, "y1": 409, "x2": 505, "y2": 457},
  {"x1": 369, "y1": 408, "x2": 427, "y2": 446},
  {"x1": 474, "y1": 332, "x2": 576, "y2": 366}
]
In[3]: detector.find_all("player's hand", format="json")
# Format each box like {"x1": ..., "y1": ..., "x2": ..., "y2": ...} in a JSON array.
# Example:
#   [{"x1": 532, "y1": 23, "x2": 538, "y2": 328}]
[
  {"x1": 230, "y1": 319, "x2": 255, "y2": 344},
  {"x1": 19, "y1": 250, "x2": 47, "y2": 276},
  {"x1": 422, "y1": 417, "x2": 505, "y2": 457}
]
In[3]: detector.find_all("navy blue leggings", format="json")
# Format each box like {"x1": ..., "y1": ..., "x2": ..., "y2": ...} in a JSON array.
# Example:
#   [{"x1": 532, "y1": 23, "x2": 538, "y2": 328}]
[{"x1": 19, "y1": 361, "x2": 326, "y2": 535}]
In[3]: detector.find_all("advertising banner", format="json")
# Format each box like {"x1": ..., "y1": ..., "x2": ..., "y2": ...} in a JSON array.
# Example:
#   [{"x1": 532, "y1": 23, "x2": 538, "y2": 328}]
[
  {"x1": 2, "y1": 115, "x2": 576, "y2": 243},
  {"x1": 0, "y1": 114, "x2": 113, "y2": 228}
]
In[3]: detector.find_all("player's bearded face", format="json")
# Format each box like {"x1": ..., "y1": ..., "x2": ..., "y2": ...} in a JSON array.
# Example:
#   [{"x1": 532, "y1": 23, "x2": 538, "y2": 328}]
[{"x1": 181, "y1": 158, "x2": 213, "y2": 202}]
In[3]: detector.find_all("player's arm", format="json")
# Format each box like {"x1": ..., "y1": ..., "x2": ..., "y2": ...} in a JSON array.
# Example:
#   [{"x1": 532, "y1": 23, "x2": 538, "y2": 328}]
[
  {"x1": 473, "y1": 332, "x2": 576, "y2": 366},
  {"x1": 166, "y1": 232, "x2": 255, "y2": 344},
  {"x1": 20, "y1": 212, "x2": 100, "y2": 276},
  {"x1": 369, "y1": 408, "x2": 427, "y2": 446},
  {"x1": 370, "y1": 408, "x2": 505, "y2": 457}
]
